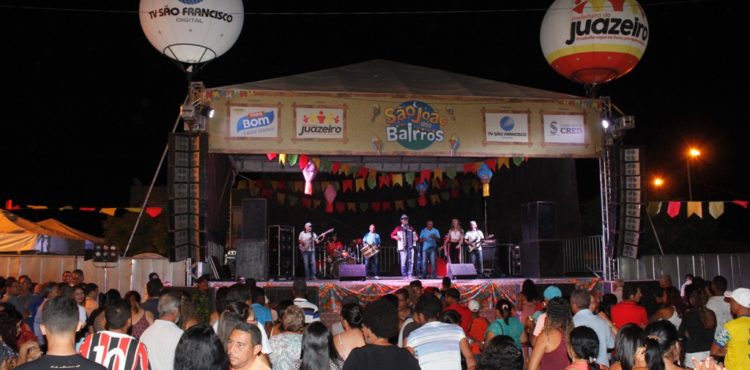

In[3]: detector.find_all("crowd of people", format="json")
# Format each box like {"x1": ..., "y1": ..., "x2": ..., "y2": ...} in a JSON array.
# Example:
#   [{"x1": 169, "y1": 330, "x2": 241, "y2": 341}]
[{"x1": 0, "y1": 271, "x2": 747, "y2": 370}]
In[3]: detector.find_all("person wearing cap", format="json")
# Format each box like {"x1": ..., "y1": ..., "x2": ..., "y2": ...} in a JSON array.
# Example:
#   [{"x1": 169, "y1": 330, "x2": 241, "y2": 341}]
[
  {"x1": 466, "y1": 299, "x2": 489, "y2": 358},
  {"x1": 298, "y1": 222, "x2": 320, "y2": 280},
  {"x1": 711, "y1": 287, "x2": 750, "y2": 370},
  {"x1": 463, "y1": 221, "x2": 485, "y2": 274},
  {"x1": 390, "y1": 214, "x2": 418, "y2": 279}
]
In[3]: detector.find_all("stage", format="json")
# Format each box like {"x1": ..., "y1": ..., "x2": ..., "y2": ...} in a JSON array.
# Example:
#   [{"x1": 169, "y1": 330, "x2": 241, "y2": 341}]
[{"x1": 213, "y1": 276, "x2": 602, "y2": 323}]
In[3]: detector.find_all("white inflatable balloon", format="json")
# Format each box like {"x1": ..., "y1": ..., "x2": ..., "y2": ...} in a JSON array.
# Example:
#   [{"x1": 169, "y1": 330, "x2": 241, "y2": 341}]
[{"x1": 140, "y1": 0, "x2": 244, "y2": 64}]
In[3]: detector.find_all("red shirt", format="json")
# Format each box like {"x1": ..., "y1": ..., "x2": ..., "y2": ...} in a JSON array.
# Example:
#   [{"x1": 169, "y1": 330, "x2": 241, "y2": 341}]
[
  {"x1": 468, "y1": 317, "x2": 489, "y2": 354},
  {"x1": 611, "y1": 300, "x2": 648, "y2": 329},
  {"x1": 444, "y1": 303, "x2": 473, "y2": 334}
]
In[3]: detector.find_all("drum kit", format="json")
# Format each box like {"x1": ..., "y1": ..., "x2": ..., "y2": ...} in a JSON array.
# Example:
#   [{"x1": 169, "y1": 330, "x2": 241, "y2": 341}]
[{"x1": 322, "y1": 237, "x2": 381, "y2": 278}]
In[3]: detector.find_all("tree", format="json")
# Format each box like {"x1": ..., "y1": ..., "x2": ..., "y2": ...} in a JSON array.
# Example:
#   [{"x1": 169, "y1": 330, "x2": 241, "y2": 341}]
[{"x1": 102, "y1": 212, "x2": 168, "y2": 256}]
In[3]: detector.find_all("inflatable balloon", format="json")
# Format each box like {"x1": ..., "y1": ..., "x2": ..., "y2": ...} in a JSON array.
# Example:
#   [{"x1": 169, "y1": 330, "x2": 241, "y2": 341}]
[
  {"x1": 540, "y1": 0, "x2": 649, "y2": 85},
  {"x1": 140, "y1": 0, "x2": 244, "y2": 64}
]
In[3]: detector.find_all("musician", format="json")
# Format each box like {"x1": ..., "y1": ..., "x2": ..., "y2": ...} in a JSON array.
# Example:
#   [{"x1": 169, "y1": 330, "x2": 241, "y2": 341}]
[
  {"x1": 443, "y1": 218, "x2": 464, "y2": 264},
  {"x1": 362, "y1": 224, "x2": 381, "y2": 279},
  {"x1": 390, "y1": 214, "x2": 418, "y2": 278},
  {"x1": 464, "y1": 221, "x2": 485, "y2": 272},
  {"x1": 298, "y1": 222, "x2": 322, "y2": 280},
  {"x1": 325, "y1": 233, "x2": 345, "y2": 260},
  {"x1": 419, "y1": 220, "x2": 441, "y2": 279}
]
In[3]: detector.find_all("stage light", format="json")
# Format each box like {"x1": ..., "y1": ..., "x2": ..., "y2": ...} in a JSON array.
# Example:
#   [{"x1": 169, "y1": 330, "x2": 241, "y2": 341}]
[
  {"x1": 601, "y1": 118, "x2": 610, "y2": 129},
  {"x1": 653, "y1": 177, "x2": 664, "y2": 187},
  {"x1": 198, "y1": 105, "x2": 215, "y2": 118},
  {"x1": 688, "y1": 147, "x2": 701, "y2": 158}
]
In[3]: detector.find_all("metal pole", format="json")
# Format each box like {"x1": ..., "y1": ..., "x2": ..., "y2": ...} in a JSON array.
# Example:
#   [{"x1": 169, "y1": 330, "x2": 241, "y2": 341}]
[
  {"x1": 687, "y1": 159, "x2": 693, "y2": 201},
  {"x1": 645, "y1": 210, "x2": 665, "y2": 255}
]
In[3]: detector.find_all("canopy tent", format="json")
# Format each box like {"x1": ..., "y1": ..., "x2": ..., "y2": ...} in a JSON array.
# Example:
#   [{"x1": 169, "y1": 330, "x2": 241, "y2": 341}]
[
  {"x1": 0, "y1": 211, "x2": 104, "y2": 253},
  {"x1": 37, "y1": 219, "x2": 105, "y2": 245}
]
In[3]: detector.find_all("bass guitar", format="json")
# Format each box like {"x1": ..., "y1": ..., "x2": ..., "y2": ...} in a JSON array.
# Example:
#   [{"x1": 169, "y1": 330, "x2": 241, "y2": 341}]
[
  {"x1": 298, "y1": 228, "x2": 334, "y2": 252},
  {"x1": 467, "y1": 234, "x2": 494, "y2": 253}
]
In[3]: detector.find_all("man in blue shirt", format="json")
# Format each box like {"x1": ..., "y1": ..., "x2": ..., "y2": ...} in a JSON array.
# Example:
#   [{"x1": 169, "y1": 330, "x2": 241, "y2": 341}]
[
  {"x1": 251, "y1": 287, "x2": 273, "y2": 331},
  {"x1": 419, "y1": 221, "x2": 441, "y2": 279},
  {"x1": 362, "y1": 224, "x2": 381, "y2": 279},
  {"x1": 570, "y1": 289, "x2": 614, "y2": 367}
]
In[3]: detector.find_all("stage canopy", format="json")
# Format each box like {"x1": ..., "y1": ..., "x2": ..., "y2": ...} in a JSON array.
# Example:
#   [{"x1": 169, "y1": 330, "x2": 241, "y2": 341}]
[
  {"x1": 37, "y1": 219, "x2": 105, "y2": 245},
  {"x1": 0, "y1": 211, "x2": 103, "y2": 253},
  {"x1": 205, "y1": 60, "x2": 605, "y2": 168}
]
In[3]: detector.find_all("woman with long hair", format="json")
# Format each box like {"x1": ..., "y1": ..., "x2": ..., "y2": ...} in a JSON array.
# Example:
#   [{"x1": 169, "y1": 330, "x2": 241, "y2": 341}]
[
  {"x1": 643, "y1": 320, "x2": 684, "y2": 370},
  {"x1": 215, "y1": 301, "x2": 251, "y2": 346},
  {"x1": 528, "y1": 297, "x2": 573, "y2": 370},
  {"x1": 296, "y1": 321, "x2": 342, "y2": 370},
  {"x1": 174, "y1": 323, "x2": 229, "y2": 370},
  {"x1": 610, "y1": 324, "x2": 646, "y2": 370},
  {"x1": 443, "y1": 218, "x2": 464, "y2": 264},
  {"x1": 0, "y1": 305, "x2": 41, "y2": 366},
  {"x1": 678, "y1": 286, "x2": 716, "y2": 368},
  {"x1": 477, "y1": 335, "x2": 524, "y2": 370},
  {"x1": 269, "y1": 305, "x2": 305, "y2": 370},
  {"x1": 269, "y1": 300, "x2": 294, "y2": 337},
  {"x1": 486, "y1": 299, "x2": 526, "y2": 349},
  {"x1": 123, "y1": 291, "x2": 154, "y2": 339},
  {"x1": 651, "y1": 287, "x2": 684, "y2": 329},
  {"x1": 565, "y1": 326, "x2": 601, "y2": 370},
  {"x1": 333, "y1": 303, "x2": 366, "y2": 361}
]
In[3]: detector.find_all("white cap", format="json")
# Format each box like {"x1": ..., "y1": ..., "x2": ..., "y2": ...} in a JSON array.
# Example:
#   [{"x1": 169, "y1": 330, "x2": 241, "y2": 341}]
[
  {"x1": 304, "y1": 222, "x2": 312, "y2": 227},
  {"x1": 468, "y1": 299, "x2": 481, "y2": 312},
  {"x1": 725, "y1": 287, "x2": 750, "y2": 308}
]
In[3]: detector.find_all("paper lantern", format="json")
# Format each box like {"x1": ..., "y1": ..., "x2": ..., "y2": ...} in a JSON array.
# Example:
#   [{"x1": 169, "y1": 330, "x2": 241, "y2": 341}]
[
  {"x1": 415, "y1": 181, "x2": 429, "y2": 207},
  {"x1": 449, "y1": 134, "x2": 460, "y2": 155},
  {"x1": 139, "y1": 0, "x2": 244, "y2": 64},
  {"x1": 302, "y1": 161, "x2": 318, "y2": 195},
  {"x1": 540, "y1": 0, "x2": 649, "y2": 86},
  {"x1": 324, "y1": 184, "x2": 337, "y2": 213},
  {"x1": 477, "y1": 163, "x2": 493, "y2": 197}
]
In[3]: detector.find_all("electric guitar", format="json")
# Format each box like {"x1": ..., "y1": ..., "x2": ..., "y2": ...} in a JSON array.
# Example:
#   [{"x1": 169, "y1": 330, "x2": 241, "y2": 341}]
[
  {"x1": 299, "y1": 228, "x2": 334, "y2": 252},
  {"x1": 467, "y1": 233, "x2": 494, "y2": 253}
]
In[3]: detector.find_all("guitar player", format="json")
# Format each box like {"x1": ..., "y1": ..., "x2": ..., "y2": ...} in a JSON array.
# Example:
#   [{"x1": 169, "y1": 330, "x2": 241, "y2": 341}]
[
  {"x1": 298, "y1": 222, "x2": 329, "y2": 280},
  {"x1": 464, "y1": 221, "x2": 485, "y2": 273}
]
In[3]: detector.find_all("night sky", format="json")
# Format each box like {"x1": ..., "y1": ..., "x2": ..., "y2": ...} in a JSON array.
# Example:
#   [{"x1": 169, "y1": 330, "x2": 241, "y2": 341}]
[{"x1": 2, "y1": 0, "x2": 748, "y2": 211}]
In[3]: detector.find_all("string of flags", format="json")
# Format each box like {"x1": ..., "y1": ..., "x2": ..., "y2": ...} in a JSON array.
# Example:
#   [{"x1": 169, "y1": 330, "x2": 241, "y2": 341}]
[
  {"x1": 3, "y1": 200, "x2": 163, "y2": 218},
  {"x1": 647, "y1": 200, "x2": 748, "y2": 219}
]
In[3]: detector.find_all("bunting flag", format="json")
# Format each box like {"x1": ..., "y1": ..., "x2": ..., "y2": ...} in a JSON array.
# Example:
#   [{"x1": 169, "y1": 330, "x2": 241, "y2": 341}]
[
  {"x1": 732, "y1": 200, "x2": 749, "y2": 208},
  {"x1": 709, "y1": 202, "x2": 724, "y2": 219},
  {"x1": 302, "y1": 198, "x2": 312, "y2": 208},
  {"x1": 394, "y1": 200, "x2": 405, "y2": 210},
  {"x1": 392, "y1": 174, "x2": 404, "y2": 187},
  {"x1": 405, "y1": 172, "x2": 416, "y2": 185},
  {"x1": 372, "y1": 202, "x2": 382, "y2": 212},
  {"x1": 319, "y1": 159, "x2": 331, "y2": 172},
  {"x1": 249, "y1": 185, "x2": 261, "y2": 196},
  {"x1": 288, "y1": 195, "x2": 299, "y2": 207},
  {"x1": 342, "y1": 179, "x2": 353, "y2": 193},
  {"x1": 647, "y1": 202, "x2": 662, "y2": 216},
  {"x1": 145, "y1": 207, "x2": 163, "y2": 218},
  {"x1": 667, "y1": 201, "x2": 681, "y2": 218},
  {"x1": 288, "y1": 154, "x2": 299, "y2": 167},
  {"x1": 294, "y1": 181, "x2": 304, "y2": 193},
  {"x1": 350, "y1": 165, "x2": 360, "y2": 178},
  {"x1": 440, "y1": 191, "x2": 450, "y2": 201},
  {"x1": 431, "y1": 177, "x2": 443, "y2": 189},
  {"x1": 341, "y1": 164, "x2": 351, "y2": 176},
  {"x1": 687, "y1": 202, "x2": 703, "y2": 218},
  {"x1": 27, "y1": 205, "x2": 48, "y2": 210},
  {"x1": 278, "y1": 153, "x2": 287, "y2": 165},
  {"x1": 451, "y1": 187, "x2": 461, "y2": 199},
  {"x1": 313, "y1": 199, "x2": 322, "y2": 208},
  {"x1": 407, "y1": 198, "x2": 417, "y2": 208},
  {"x1": 79, "y1": 207, "x2": 96, "y2": 212},
  {"x1": 4, "y1": 200, "x2": 20, "y2": 210},
  {"x1": 485, "y1": 159, "x2": 497, "y2": 171},
  {"x1": 433, "y1": 167, "x2": 443, "y2": 180},
  {"x1": 498, "y1": 157, "x2": 510, "y2": 170},
  {"x1": 332, "y1": 161, "x2": 341, "y2": 174},
  {"x1": 236, "y1": 179, "x2": 247, "y2": 190},
  {"x1": 378, "y1": 174, "x2": 392, "y2": 188},
  {"x1": 355, "y1": 178, "x2": 366, "y2": 192},
  {"x1": 356, "y1": 167, "x2": 369, "y2": 178},
  {"x1": 276, "y1": 193, "x2": 286, "y2": 204},
  {"x1": 100, "y1": 208, "x2": 117, "y2": 216},
  {"x1": 471, "y1": 179, "x2": 481, "y2": 192},
  {"x1": 382, "y1": 201, "x2": 392, "y2": 211},
  {"x1": 335, "y1": 202, "x2": 346, "y2": 213},
  {"x1": 270, "y1": 181, "x2": 279, "y2": 190},
  {"x1": 347, "y1": 202, "x2": 357, "y2": 212},
  {"x1": 513, "y1": 157, "x2": 524, "y2": 167},
  {"x1": 124, "y1": 207, "x2": 139, "y2": 213},
  {"x1": 298, "y1": 154, "x2": 309, "y2": 169},
  {"x1": 367, "y1": 175, "x2": 377, "y2": 189},
  {"x1": 463, "y1": 162, "x2": 477, "y2": 174},
  {"x1": 420, "y1": 169, "x2": 432, "y2": 184},
  {"x1": 430, "y1": 194, "x2": 441, "y2": 205},
  {"x1": 277, "y1": 181, "x2": 287, "y2": 191},
  {"x1": 261, "y1": 188, "x2": 274, "y2": 198},
  {"x1": 266, "y1": 153, "x2": 277, "y2": 161},
  {"x1": 359, "y1": 202, "x2": 369, "y2": 212},
  {"x1": 312, "y1": 157, "x2": 321, "y2": 169},
  {"x1": 445, "y1": 166, "x2": 457, "y2": 179}
]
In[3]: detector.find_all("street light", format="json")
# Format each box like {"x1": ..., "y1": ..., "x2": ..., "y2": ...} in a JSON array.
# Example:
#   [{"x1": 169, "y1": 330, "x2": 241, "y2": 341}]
[
  {"x1": 653, "y1": 177, "x2": 664, "y2": 188},
  {"x1": 687, "y1": 147, "x2": 701, "y2": 200}
]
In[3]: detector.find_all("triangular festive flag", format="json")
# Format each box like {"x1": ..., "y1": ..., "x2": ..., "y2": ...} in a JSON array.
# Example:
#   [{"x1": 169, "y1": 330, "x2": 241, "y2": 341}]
[
  {"x1": 288, "y1": 154, "x2": 299, "y2": 167},
  {"x1": 451, "y1": 187, "x2": 460, "y2": 199},
  {"x1": 294, "y1": 181, "x2": 305, "y2": 193},
  {"x1": 732, "y1": 200, "x2": 748, "y2": 208},
  {"x1": 445, "y1": 166, "x2": 457, "y2": 179},
  {"x1": 382, "y1": 201, "x2": 392, "y2": 211},
  {"x1": 320, "y1": 159, "x2": 331, "y2": 173},
  {"x1": 433, "y1": 167, "x2": 443, "y2": 180},
  {"x1": 249, "y1": 185, "x2": 260, "y2": 196},
  {"x1": 266, "y1": 153, "x2": 278, "y2": 161},
  {"x1": 709, "y1": 202, "x2": 724, "y2": 219},
  {"x1": 332, "y1": 161, "x2": 341, "y2": 175},
  {"x1": 288, "y1": 195, "x2": 299, "y2": 207},
  {"x1": 513, "y1": 157, "x2": 524, "y2": 167},
  {"x1": 359, "y1": 202, "x2": 369, "y2": 212},
  {"x1": 485, "y1": 159, "x2": 497, "y2": 171},
  {"x1": 405, "y1": 172, "x2": 416, "y2": 185},
  {"x1": 347, "y1": 202, "x2": 357, "y2": 212},
  {"x1": 667, "y1": 201, "x2": 681, "y2": 218},
  {"x1": 312, "y1": 157, "x2": 321, "y2": 169},
  {"x1": 27, "y1": 205, "x2": 48, "y2": 210},
  {"x1": 335, "y1": 202, "x2": 346, "y2": 213},
  {"x1": 145, "y1": 207, "x2": 162, "y2": 218},
  {"x1": 432, "y1": 177, "x2": 443, "y2": 189},
  {"x1": 372, "y1": 202, "x2": 382, "y2": 212},
  {"x1": 236, "y1": 179, "x2": 247, "y2": 190},
  {"x1": 79, "y1": 207, "x2": 96, "y2": 212},
  {"x1": 124, "y1": 207, "x2": 139, "y2": 213},
  {"x1": 332, "y1": 181, "x2": 341, "y2": 191},
  {"x1": 277, "y1": 181, "x2": 287, "y2": 191},
  {"x1": 355, "y1": 178, "x2": 366, "y2": 192},
  {"x1": 270, "y1": 181, "x2": 279, "y2": 190},
  {"x1": 313, "y1": 182, "x2": 322, "y2": 193},
  {"x1": 498, "y1": 157, "x2": 510, "y2": 169},
  {"x1": 367, "y1": 175, "x2": 377, "y2": 189},
  {"x1": 302, "y1": 198, "x2": 312, "y2": 208},
  {"x1": 471, "y1": 179, "x2": 481, "y2": 192},
  {"x1": 276, "y1": 193, "x2": 286, "y2": 204},
  {"x1": 430, "y1": 194, "x2": 441, "y2": 205},
  {"x1": 647, "y1": 202, "x2": 662, "y2": 216},
  {"x1": 100, "y1": 208, "x2": 117, "y2": 216},
  {"x1": 420, "y1": 170, "x2": 432, "y2": 184},
  {"x1": 407, "y1": 198, "x2": 417, "y2": 208},
  {"x1": 278, "y1": 153, "x2": 287, "y2": 165},
  {"x1": 313, "y1": 199, "x2": 322, "y2": 208},
  {"x1": 687, "y1": 202, "x2": 703, "y2": 218},
  {"x1": 342, "y1": 179, "x2": 354, "y2": 193},
  {"x1": 298, "y1": 154, "x2": 309, "y2": 170},
  {"x1": 463, "y1": 163, "x2": 477, "y2": 174},
  {"x1": 356, "y1": 167, "x2": 369, "y2": 178},
  {"x1": 378, "y1": 174, "x2": 392, "y2": 188},
  {"x1": 392, "y1": 174, "x2": 404, "y2": 187},
  {"x1": 341, "y1": 164, "x2": 351, "y2": 176},
  {"x1": 261, "y1": 188, "x2": 273, "y2": 198},
  {"x1": 394, "y1": 200, "x2": 405, "y2": 210},
  {"x1": 440, "y1": 191, "x2": 450, "y2": 201}
]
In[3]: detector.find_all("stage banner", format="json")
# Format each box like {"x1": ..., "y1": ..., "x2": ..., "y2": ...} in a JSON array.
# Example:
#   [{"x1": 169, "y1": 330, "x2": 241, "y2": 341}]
[{"x1": 208, "y1": 92, "x2": 603, "y2": 158}]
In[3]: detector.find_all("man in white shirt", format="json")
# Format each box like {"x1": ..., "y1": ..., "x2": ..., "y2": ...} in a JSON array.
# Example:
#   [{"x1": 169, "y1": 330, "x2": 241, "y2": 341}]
[
  {"x1": 706, "y1": 275, "x2": 732, "y2": 335},
  {"x1": 140, "y1": 289, "x2": 184, "y2": 370},
  {"x1": 292, "y1": 279, "x2": 319, "y2": 323},
  {"x1": 463, "y1": 221, "x2": 485, "y2": 274},
  {"x1": 298, "y1": 222, "x2": 321, "y2": 280}
]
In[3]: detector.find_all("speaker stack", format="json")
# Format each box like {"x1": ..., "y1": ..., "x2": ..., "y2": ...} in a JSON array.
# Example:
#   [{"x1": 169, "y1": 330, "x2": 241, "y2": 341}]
[{"x1": 519, "y1": 201, "x2": 561, "y2": 278}]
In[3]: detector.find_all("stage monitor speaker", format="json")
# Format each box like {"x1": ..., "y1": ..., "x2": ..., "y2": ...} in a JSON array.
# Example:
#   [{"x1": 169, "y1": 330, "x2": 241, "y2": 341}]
[
  {"x1": 448, "y1": 264, "x2": 477, "y2": 279},
  {"x1": 521, "y1": 201, "x2": 557, "y2": 241},
  {"x1": 235, "y1": 239, "x2": 268, "y2": 281},
  {"x1": 519, "y1": 240, "x2": 562, "y2": 278},
  {"x1": 242, "y1": 199, "x2": 267, "y2": 240},
  {"x1": 338, "y1": 264, "x2": 366, "y2": 281}
]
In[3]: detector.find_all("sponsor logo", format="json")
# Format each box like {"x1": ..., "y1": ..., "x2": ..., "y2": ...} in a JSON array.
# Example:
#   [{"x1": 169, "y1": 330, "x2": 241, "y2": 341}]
[
  {"x1": 549, "y1": 121, "x2": 584, "y2": 135},
  {"x1": 384, "y1": 100, "x2": 445, "y2": 150},
  {"x1": 229, "y1": 107, "x2": 278, "y2": 138},
  {"x1": 565, "y1": 0, "x2": 648, "y2": 45},
  {"x1": 296, "y1": 109, "x2": 344, "y2": 139},
  {"x1": 178, "y1": 0, "x2": 203, "y2": 4},
  {"x1": 500, "y1": 116, "x2": 515, "y2": 131},
  {"x1": 237, "y1": 111, "x2": 275, "y2": 132},
  {"x1": 485, "y1": 113, "x2": 529, "y2": 143},
  {"x1": 145, "y1": 4, "x2": 234, "y2": 23}
]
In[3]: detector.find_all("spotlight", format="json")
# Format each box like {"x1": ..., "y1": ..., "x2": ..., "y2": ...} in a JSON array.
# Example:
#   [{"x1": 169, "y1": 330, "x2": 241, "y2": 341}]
[
  {"x1": 601, "y1": 118, "x2": 610, "y2": 129},
  {"x1": 180, "y1": 104, "x2": 195, "y2": 119},
  {"x1": 198, "y1": 105, "x2": 215, "y2": 118}
]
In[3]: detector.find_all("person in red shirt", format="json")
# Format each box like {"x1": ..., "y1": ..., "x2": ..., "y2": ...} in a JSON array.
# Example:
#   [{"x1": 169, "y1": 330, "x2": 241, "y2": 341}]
[
  {"x1": 443, "y1": 288, "x2": 473, "y2": 334},
  {"x1": 79, "y1": 299, "x2": 150, "y2": 370},
  {"x1": 466, "y1": 300, "x2": 489, "y2": 357},
  {"x1": 610, "y1": 283, "x2": 648, "y2": 329}
]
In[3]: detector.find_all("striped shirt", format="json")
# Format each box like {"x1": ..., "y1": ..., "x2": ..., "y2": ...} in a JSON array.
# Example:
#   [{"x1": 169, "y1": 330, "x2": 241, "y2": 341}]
[
  {"x1": 79, "y1": 331, "x2": 150, "y2": 370},
  {"x1": 406, "y1": 321, "x2": 465, "y2": 370}
]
